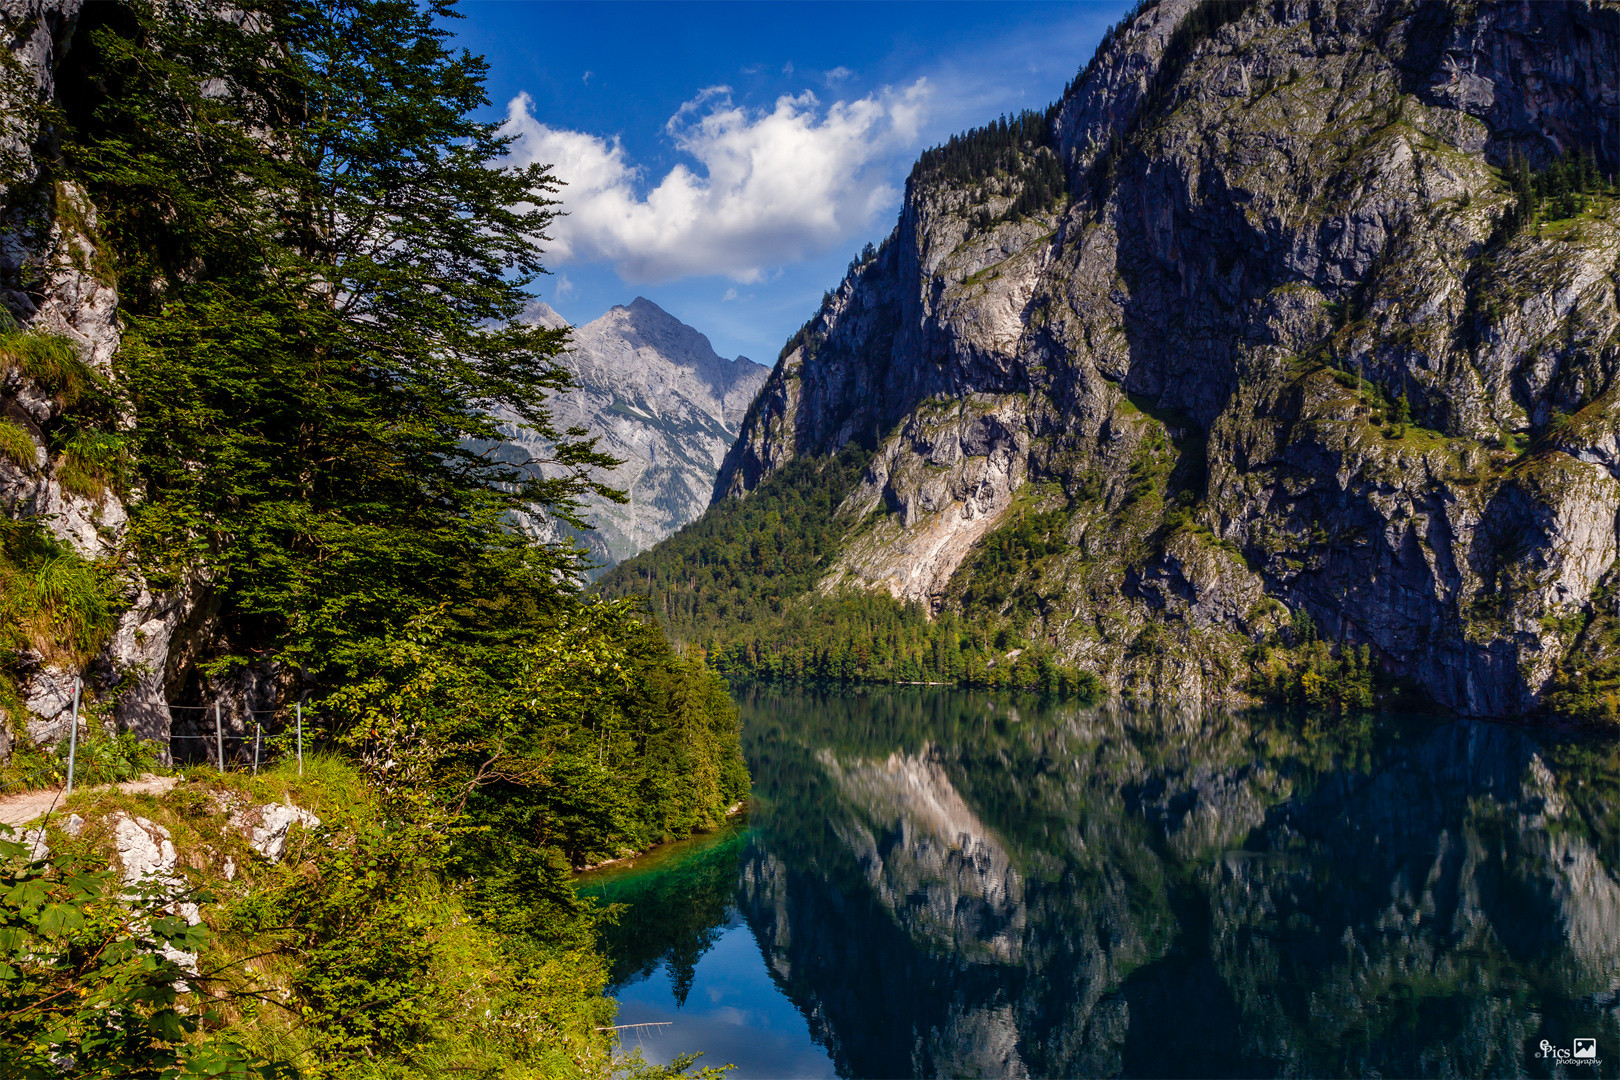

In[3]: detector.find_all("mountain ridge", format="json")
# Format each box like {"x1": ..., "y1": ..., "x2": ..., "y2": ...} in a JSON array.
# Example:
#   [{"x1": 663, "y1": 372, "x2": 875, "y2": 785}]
[
  {"x1": 608, "y1": 0, "x2": 1620, "y2": 719},
  {"x1": 505, "y1": 296, "x2": 769, "y2": 571}
]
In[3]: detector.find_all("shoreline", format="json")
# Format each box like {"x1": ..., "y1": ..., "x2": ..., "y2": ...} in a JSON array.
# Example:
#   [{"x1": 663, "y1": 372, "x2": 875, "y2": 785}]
[{"x1": 574, "y1": 799, "x2": 747, "y2": 875}]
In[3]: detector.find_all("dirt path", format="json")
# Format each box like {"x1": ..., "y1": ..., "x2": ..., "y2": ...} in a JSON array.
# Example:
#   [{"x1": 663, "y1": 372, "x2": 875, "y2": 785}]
[{"x1": 0, "y1": 774, "x2": 179, "y2": 827}]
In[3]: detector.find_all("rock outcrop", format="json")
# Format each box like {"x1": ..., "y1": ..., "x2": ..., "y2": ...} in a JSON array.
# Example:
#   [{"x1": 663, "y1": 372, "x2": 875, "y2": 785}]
[
  {"x1": 712, "y1": 0, "x2": 1620, "y2": 716},
  {"x1": 0, "y1": 3, "x2": 296, "y2": 758},
  {"x1": 502, "y1": 298, "x2": 767, "y2": 572},
  {"x1": 0, "y1": 2, "x2": 124, "y2": 555}
]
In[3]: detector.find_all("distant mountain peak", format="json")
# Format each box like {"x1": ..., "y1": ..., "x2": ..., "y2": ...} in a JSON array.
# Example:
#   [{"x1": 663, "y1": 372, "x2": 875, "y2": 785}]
[
  {"x1": 501, "y1": 297, "x2": 770, "y2": 574},
  {"x1": 519, "y1": 298, "x2": 569, "y2": 331}
]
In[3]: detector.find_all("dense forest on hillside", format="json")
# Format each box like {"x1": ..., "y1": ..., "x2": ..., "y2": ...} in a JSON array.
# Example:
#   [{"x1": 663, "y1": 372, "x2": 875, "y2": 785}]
[
  {"x1": 0, "y1": 1, "x2": 743, "y2": 1075},
  {"x1": 597, "y1": 452, "x2": 1098, "y2": 698}
]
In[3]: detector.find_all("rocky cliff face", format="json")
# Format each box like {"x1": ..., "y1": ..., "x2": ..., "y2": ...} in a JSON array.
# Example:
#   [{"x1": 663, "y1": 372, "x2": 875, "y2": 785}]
[
  {"x1": 0, "y1": 0, "x2": 121, "y2": 552},
  {"x1": 504, "y1": 298, "x2": 767, "y2": 571},
  {"x1": 0, "y1": 0, "x2": 200, "y2": 754},
  {"x1": 715, "y1": 0, "x2": 1620, "y2": 716}
]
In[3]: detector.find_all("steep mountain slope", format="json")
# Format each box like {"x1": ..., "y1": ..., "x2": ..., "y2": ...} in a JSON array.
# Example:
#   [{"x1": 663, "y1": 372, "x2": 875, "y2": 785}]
[
  {"x1": 607, "y1": 0, "x2": 1620, "y2": 719},
  {"x1": 504, "y1": 298, "x2": 767, "y2": 571}
]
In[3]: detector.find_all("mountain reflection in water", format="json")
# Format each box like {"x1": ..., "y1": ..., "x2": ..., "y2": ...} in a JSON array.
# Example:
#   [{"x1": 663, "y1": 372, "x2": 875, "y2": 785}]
[{"x1": 582, "y1": 687, "x2": 1620, "y2": 1079}]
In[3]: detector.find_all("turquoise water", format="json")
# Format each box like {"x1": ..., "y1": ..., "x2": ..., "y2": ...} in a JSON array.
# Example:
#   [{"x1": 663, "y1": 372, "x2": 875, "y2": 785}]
[{"x1": 578, "y1": 687, "x2": 1620, "y2": 1078}]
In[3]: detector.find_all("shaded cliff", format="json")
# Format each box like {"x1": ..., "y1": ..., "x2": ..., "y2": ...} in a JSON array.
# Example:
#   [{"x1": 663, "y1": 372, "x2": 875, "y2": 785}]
[{"x1": 641, "y1": 0, "x2": 1620, "y2": 718}]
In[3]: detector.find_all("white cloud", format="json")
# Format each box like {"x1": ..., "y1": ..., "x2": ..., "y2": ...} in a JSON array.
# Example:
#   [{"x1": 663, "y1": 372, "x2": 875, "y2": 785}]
[
  {"x1": 554, "y1": 273, "x2": 576, "y2": 298},
  {"x1": 824, "y1": 66, "x2": 854, "y2": 83},
  {"x1": 582, "y1": 70, "x2": 592, "y2": 84},
  {"x1": 722, "y1": 286, "x2": 738, "y2": 301},
  {"x1": 501, "y1": 80, "x2": 931, "y2": 283}
]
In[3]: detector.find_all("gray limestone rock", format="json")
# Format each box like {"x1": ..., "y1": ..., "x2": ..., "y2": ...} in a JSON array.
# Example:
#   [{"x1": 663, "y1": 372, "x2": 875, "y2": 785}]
[
  {"x1": 501, "y1": 297, "x2": 768, "y2": 572},
  {"x1": 712, "y1": 0, "x2": 1620, "y2": 717},
  {"x1": 0, "y1": 1, "x2": 201, "y2": 752}
]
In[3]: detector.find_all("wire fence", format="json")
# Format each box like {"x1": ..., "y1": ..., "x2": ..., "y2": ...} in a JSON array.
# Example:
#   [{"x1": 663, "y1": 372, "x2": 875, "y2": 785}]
[
  {"x1": 4, "y1": 680, "x2": 311, "y2": 797},
  {"x1": 0, "y1": 760, "x2": 67, "y2": 798},
  {"x1": 163, "y1": 701, "x2": 308, "y2": 778}
]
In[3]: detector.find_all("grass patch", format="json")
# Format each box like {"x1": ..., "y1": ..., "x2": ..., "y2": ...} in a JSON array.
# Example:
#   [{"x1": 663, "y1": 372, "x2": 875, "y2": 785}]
[
  {"x1": 0, "y1": 519, "x2": 123, "y2": 665},
  {"x1": 0, "y1": 329, "x2": 103, "y2": 407},
  {"x1": 0, "y1": 418, "x2": 36, "y2": 469},
  {"x1": 56, "y1": 429, "x2": 129, "y2": 499}
]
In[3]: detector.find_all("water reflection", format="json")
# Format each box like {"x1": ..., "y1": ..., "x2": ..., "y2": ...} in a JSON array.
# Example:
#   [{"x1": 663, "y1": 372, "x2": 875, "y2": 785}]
[
  {"x1": 577, "y1": 825, "x2": 747, "y2": 1005},
  {"x1": 591, "y1": 688, "x2": 1620, "y2": 1078}
]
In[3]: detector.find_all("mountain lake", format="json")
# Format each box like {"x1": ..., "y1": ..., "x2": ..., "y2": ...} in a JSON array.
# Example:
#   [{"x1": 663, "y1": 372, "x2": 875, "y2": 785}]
[{"x1": 575, "y1": 686, "x2": 1620, "y2": 1079}]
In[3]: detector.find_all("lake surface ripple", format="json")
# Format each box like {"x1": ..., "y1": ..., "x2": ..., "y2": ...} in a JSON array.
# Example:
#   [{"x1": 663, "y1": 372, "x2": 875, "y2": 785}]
[{"x1": 578, "y1": 687, "x2": 1620, "y2": 1079}]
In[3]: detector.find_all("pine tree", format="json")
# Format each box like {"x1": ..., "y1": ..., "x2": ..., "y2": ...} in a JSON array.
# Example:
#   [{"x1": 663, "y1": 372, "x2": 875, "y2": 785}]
[{"x1": 65, "y1": 1, "x2": 619, "y2": 675}]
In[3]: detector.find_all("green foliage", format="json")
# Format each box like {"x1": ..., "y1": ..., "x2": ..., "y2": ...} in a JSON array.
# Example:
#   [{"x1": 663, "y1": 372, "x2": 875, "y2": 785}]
[
  {"x1": 323, "y1": 605, "x2": 748, "y2": 876},
  {"x1": 1393, "y1": 393, "x2": 1412, "y2": 426},
  {"x1": 845, "y1": 240, "x2": 878, "y2": 276},
  {"x1": 0, "y1": 329, "x2": 126, "y2": 509},
  {"x1": 237, "y1": 815, "x2": 454, "y2": 1068},
  {"x1": 57, "y1": 429, "x2": 130, "y2": 499},
  {"x1": 1547, "y1": 668, "x2": 1620, "y2": 727},
  {"x1": 0, "y1": 518, "x2": 122, "y2": 664},
  {"x1": 913, "y1": 110, "x2": 1055, "y2": 186},
  {"x1": 1, "y1": 723, "x2": 161, "y2": 793},
  {"x1": 0, "y1": 418, "x2": 35, "y2": 470},
  {"x1": 62, "y1": 758, "x2": 626, "y2": 1078},
  {"x1": 1545, "y1": 586, "x2": 1620, "y2": 727},
  {"x1": 0, "y1": 824, "x2": 287, "y2": 1078},
  {"x1": 1498, "y1": 145, "x2": 1614, "y2": 236},
  {"x1": 1247, "y1": 632, "x2": 1377, "y2": 714},
  {"x1": 703, "y1": 594, "x2": 1099, "y2": 699},
  {"x1": 952, "y1": 508, "x2": 1070, "y2": 619},
  {"x1": 598, "y1": 443, "x2": 874, "y2": 640},
  {"x1": 0, "y1": 329, "x2": 105, "y2": 408},
  {"x1": 912, "y1": 110, "x2": 1068, "y2": 226},
  {"x1": 64, "y1": 0, "x2": 618, "y2": 677},
  {"x1": 72, "y1": 727, "x2": 162, "y2": 786}
]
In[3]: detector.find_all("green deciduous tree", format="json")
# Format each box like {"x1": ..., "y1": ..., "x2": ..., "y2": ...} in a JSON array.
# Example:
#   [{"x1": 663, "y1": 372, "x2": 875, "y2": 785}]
[{"x1": 0, "y1": 825, "x2": 288, "y2": 1079}]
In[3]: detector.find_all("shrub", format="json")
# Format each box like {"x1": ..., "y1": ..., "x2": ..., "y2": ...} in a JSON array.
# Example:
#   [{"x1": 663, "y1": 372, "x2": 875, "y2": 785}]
[
  {"x1": 0, "y1": 419, "x2": 36, "y2": 470},
  {"x1": 57, "y1": 430, "x2": 129, "y2": 499},
  {"x1": 0, "y1": 823, "x2": 287, "y2": 1077}
]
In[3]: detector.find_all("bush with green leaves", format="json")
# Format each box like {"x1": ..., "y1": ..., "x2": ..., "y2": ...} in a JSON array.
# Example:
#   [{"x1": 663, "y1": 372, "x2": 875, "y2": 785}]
[{"x1": 0, "y1": 824, "x2": 288, "y2": 1078}]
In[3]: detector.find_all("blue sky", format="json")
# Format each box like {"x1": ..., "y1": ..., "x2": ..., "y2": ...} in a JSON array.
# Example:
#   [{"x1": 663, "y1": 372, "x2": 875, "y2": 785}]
[{"x1": 453, "y1": 1, "x2": 1136, "y2": 362}]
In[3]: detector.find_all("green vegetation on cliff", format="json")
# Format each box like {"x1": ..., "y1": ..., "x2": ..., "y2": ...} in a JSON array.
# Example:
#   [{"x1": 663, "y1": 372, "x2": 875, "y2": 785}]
[
  {"x1": 597, "y1": 452, "x2": 1097, "y2": 698},
  {"x1": 2, "y1": 0, "x2": 745, "y2": 1075}
]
